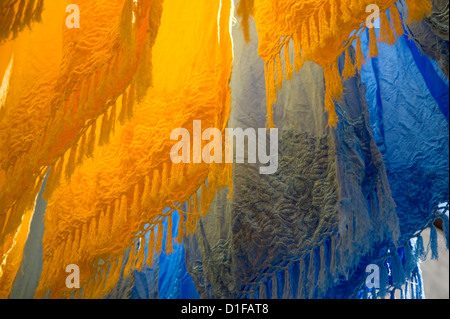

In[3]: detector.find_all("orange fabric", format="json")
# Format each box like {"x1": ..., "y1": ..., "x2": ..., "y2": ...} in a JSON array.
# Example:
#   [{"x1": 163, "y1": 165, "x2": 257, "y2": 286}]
[
  {"x1": 34, "y1": 0, "x2": 233, "y2": 298},
  {"x1": 0, "y1": 0, "x2": 156, "y2": 268},
  {"x1": 237, "y1": 0, "x2": 431, "y2": 128}
]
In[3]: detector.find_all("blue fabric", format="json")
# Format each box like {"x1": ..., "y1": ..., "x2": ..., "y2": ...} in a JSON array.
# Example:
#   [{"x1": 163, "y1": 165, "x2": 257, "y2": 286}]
[
  {"x1": 358, "y1": 27, "x2": 449, "y2": 237},
  {"x1": 130, "y1": 210, "x2": 199, "y2": 299}
]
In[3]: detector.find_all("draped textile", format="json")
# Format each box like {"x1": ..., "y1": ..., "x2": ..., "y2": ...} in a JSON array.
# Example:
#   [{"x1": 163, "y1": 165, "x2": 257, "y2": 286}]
[
  {"x1": 34, "y1": 0, "x2": 233, "y2": 298},
  {"x1": 237, "y1": 0, "x2": 432, "y2": 128},
  {"x1": 0, "y1": 0, "x2": 448, "y2": 300}
]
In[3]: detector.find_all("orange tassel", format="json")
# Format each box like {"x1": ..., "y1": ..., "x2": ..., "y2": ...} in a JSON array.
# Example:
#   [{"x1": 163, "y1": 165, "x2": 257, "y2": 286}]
[
  {"x1": 175, "y1": 210, "x2": 184, "y2": 244},
  {"x1": 368, "y1": 26, "x2": 378, "y2": 58},
  {"x1": 355, "y1": 37, "x2": 365, "y2": 71},
  {"x1": 378, "y1": 11, "x2": 395, "y2": 45},
  {"x1": 86, "y1": 120, "x2": 97, "y2": 158},
  {"x1": 146, "y1": 229, "x2": 155, "y2": 267},
  {"x1": 389, "y1": 5, "x2": 404, "y2": 38},
  {"x1": 166, "y1": 215, "x2": 173, "y2": 254},
  {"x1": 342, "y1": 48, "x2": 356, "y2": 80}
]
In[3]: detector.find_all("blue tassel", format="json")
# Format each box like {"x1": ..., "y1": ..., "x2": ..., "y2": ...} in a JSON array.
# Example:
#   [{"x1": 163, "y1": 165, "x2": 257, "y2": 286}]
[
  {"x1": 289, "y1": 261, "x2": 299, "y2": 298},
  {"x1": 254, "y1": 286, "x2": 260, "y2": 299},
  {"x1": 298, "y1": 258, "x2": 306, "y2": 299},
  {"x1": 306, "y1": 251, "x2": 316, "y2": 299},
  {"x1": 415, "y1": 267, "x2": 424, "y2": 299},
  {"x1": 410, "y1": 279, "x2": 416, "y2": 299},
  {"x1": 391, "y1": 250, "x2": 406, "y2": 288},
  {"x1": 415, "y1": 235, "x2": 426, "y2": 261},
  {"x1": 378, "y1": 261, "x2": 389, "y2": 298},
  {"x1": 403, "y1": 241, "x2": 416, "y2": 276},
  {"x1": 276, "y1": 270, "x2": 284, "y2": 299},
  {"x1": 441, "y1": 214, "x2": 449, "y2": 250},
  {"x1": 430, "y1": 224, "x2": 439, "y2": 260}
]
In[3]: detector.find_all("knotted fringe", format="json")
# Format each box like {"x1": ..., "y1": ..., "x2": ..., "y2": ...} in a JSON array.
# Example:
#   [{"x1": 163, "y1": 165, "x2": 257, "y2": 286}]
[
  {"x1": 236, "y1": 0, "x2": 255, "y2": 43},
  {"x1": 37, "y1": 159, "x2": 231, "y2": 298},
  {"x1": 359, "y1": 213, "x2": 448, "y2": 299},
  {"x1": 378, "y1": 11, "x2": 396, "y2": 45},
  {"x1": 0, "y1": 0, "x2": 44, "y2": 43},
  {"x1": 43, "y1": 82, "x2": 137, "y2": 201},
  {"x1": 241, "y1": 235, "x2": 338, "y2": 299},
  {"x1": 259, "y1": 0, "x2": 431, "y2": 128},
  {"x1": 342, "y1": 48, "x2": 356, "y2": 80}
]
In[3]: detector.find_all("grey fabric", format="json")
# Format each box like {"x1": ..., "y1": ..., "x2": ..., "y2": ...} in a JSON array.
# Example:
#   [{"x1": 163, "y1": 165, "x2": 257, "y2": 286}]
[{"x1": 182, "y1": 16, "x2": 399, "y2": 299}]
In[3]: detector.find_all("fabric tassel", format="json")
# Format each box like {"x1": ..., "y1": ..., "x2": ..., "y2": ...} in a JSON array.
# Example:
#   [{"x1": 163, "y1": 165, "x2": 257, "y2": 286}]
[
  {"x1": 323, "y1": 63, "x2": 341, "y2": 127},
  {"x1": 135, "y1": 236, "x2": 146, "y2": 271},
  {"x1": 76, "y1": 132, "x2": 87, "y2": 167},
  {"x1": 275, "y1": 54, "x2": 284, "y2": 91},
  {"x1": 298, "y1": 257, "x2": 307, "y2": 299},
  {"x1": 289, "y1": 261, "x2": 300, "y2": 298},
  {"x1": 403, "y1": 241, "x2": 416, "y2": 276},
  {"x1": 155, "y1": 221, "x2": 164, "y2": 254},
  {"x1": 429, "y1": 224, "x2": 439, "y2": 260},
  {"x1": 391, "y1": 250, "x2": 406, "y2": 289},
  {"x1": 284, "y1": 44, "x2": 293, "y2": 81},
  {"x1": 146, "y1": 229, "x2": 155, "y2": 267},
  {"x1": 318, "y1": 243, "x2": 328, "y2": 291},
  {"x1": 130, "y1": 183, "x2": 140, "y2": 221},
  {"x1": 175, "y1": 210, "x2": 184, "y2": 243},
  {"x1": 292, "y1": 31, "x2": 304, "y2": 72},
  {"x1": 111, "y1": 198, "x2": 121, "y2": 235},
  {"x1": 109, "y1": 102, "x2": 117, "y2": 134},
  {"x1": 300, "y1": 22, "x2": 310, "y2": 58},
  {"x1": 272, "y1": 274, "x2": 278, "y2": 299},
  {"x1": 236, "y1": 0, "x2": 254, "y2": 43},
  {"x1": 415, "y1": 234, "x2": 426, "y2": 261},
  {"x1": 150, "y1": 169, "x2": 161, "y2": 204},
  {"x1": 166, "y1": 215, "x2": 173, "y2": 254},
  {"x1": 65, "y1": 143, "x2": 78, "y2": 180},
  {"x1": 275, "y1": 271, "x2": 284, "y2": 299},
  {"x1": 259, "y1": 281, "x2": 267, "y2": 299},
  {"x1": 127, "y1": 83, "x2": 135, "y2": 120},
  {"x1": 354, "y1": 37, "x2": 365, "y2": 71},
  {"x1": 389, "y1": 5, "x2": 404, "y2": 39},
  {"x1": 160, "y1": 162, "x2": 169, "y2": 198},
  {"x1": 200, "y1": 183, "x2": 208, "y2": 216},
  {"x1": 378, "y1": 11, "x2": 395, "y2": 45},
  {"x1": 141, "y1": 175, "x2": 151, "y2": 211},
  {"x1": 185, "y1": 199, "x2": 193, "y2": 236},
  {"x1": 368, "y1": 26, "x2": 378, "y2": 58},
  {"x1": 86, "y1": 120, "x2": 97, "y2": 158},
  {"x1": 44, "y1": 157, "x2": 63, "y2": 198},
  {"x1": 330, "y1": 0, "x2": 338, "y2": 35},
  {"x1": 378, "y1": 261, "x2": 389, "y2": 298},
  {"x1": 441, "y1": 213, "x2": 449, "y2": 250},
  {"x1": 318, "y1": 5, "x2": 329, "y2": 48},
  {"x1": 98, "y1": 111, "x2": 111, "y2": 146},
  {"x1": 264, "y1": 61, "x2": 276, "y2": 128},
  {"x1": 306, "y1": 251, "x2": 316, "y2": 299},
  {"x1": 308, "y1": 16, "x2": 319, "y2": 54},
  {"x1": 123, "y1": 243, "x2": 136, "y2": 278},
  {"x1": 118, "y1": 90, "x2": 128, "y2": 124},
  {"x1": 342, "y1": 47, "x2": 356, "y2": 80}
]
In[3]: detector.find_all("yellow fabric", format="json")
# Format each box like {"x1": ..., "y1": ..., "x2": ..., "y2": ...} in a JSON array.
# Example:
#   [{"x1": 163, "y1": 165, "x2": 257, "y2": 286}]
[
  {"x1": 34, "y1": 0, "x2": 233, "y2": 298},
  {"x1": 238, "y1": 0, "x2": 432, "y2": 128},
  {"x1": 0, "y1": 0, "x2": 164, "y2": 298}
]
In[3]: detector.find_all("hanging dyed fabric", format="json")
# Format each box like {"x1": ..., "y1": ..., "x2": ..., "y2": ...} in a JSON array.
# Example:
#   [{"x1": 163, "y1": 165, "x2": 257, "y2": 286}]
[{"x1": 237, "y1": 0, "x2": 432, "y2": 128}]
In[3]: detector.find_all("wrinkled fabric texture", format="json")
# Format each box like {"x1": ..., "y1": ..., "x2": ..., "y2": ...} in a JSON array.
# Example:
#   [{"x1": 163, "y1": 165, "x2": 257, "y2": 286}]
[{"x1": 0, "y1": 0, "x2": 448, "y2": 300}]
